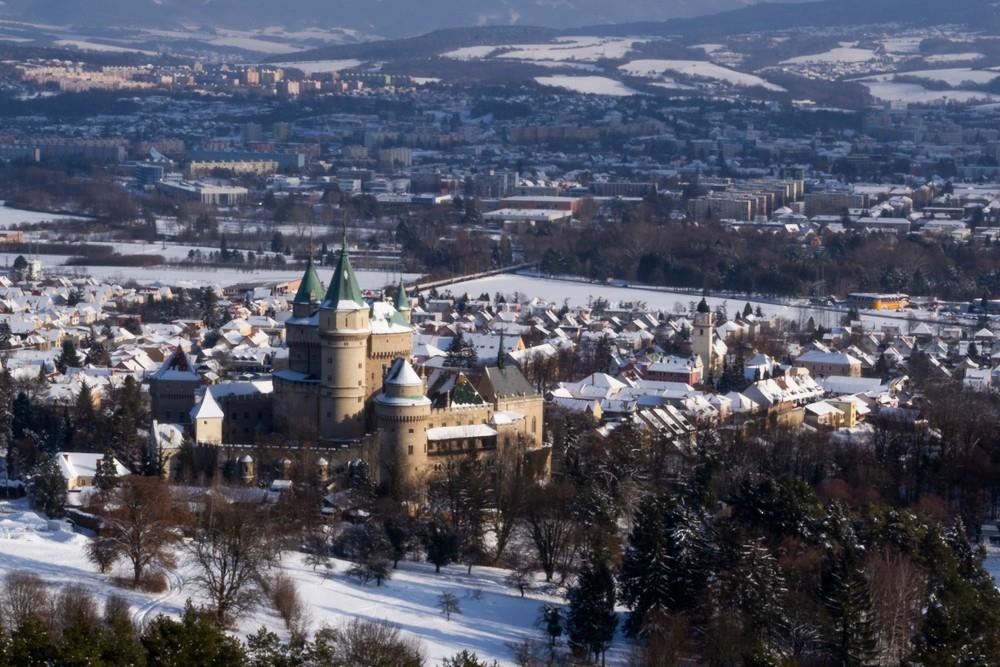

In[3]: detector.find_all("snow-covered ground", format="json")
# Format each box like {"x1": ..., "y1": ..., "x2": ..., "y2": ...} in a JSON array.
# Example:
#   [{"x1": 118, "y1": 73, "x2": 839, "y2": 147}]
[
  {"x1": 0, "y1": 204, "x2": 90, "y2": 229},
  {"x1": 430, "y1": 273, "x2": 943, "y2": 332},
  {"x1": 272, "y1": 59, "x2": 363, "y2": 73},
  {"x1": 535, "y1": 75, "x2": 640, "y2": 97},
  {"x1": 45, "y1": 263, "x2": 417, "y2": 290},
  {"x1": 499, "y1": 37, "x2": 643, "y2": 63},
  {"x1": 0, "y1": 500, "x2": 606, "y2": 665},
  {"x1": 857, "y1": 80, "x2": 998, "y2": 105},
  {"x1": 925, "y1": 52, "x2": 985, "y2": 63},
  {"x1": 619, "y1": 59, "x2": 785, "y2": 92},
  {"x1": 873, "y1": 68, "x2": 1000, "y2": 85},
  {"x1": 53, "y1": 39, "x2": 157, "y2": 55}
]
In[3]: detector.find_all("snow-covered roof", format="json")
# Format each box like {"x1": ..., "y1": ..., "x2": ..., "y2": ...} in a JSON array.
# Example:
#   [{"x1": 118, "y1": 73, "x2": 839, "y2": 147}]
[
  {"x1": 427, "y1": 424, "x2": 497, "y2": 441},
  {"x1": 56, "y1": 452, "x2": 128, "y2": 482}
]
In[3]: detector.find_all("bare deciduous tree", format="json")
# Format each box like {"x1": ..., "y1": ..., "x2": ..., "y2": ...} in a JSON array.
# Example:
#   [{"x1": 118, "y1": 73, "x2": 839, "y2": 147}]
[
  {"x1": 98, "y1": 476, "x2": 183, "y2": 588},
  {"x1": 187, "y1": 500, "x2": 282, "y2": 626},
  {"x1": 523, "y1": 482, "x2": 578, "y2": 582},
  {"x1": 1, "y1": 570, "x2": 49, "y2": 630}
]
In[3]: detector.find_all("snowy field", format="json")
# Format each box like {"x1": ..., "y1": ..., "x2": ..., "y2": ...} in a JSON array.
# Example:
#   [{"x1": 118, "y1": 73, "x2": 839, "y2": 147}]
[
  {"x1": 0, "y1": 204, "x2": 90, "y2": 229},
  {"x1": 619, "y1": 59, "x2": 785, "y2": 92},
  {"x1": 857, "y1": 80, "x2": 998, "y2": 105},
  {"x1": 53, "y1": 39, "x2": 156, "y2": 55},
  {"x1": 272, "y1": 59, "x2": 363, "y2": 73},
  {"x1": 876, "y1": 68, "x2": 1000, "y2": 85},
  {"x1": 429, "y1": 273, "x2": 943, "y2": 332},
  {"x1": 535, "y1": 75, "x2": 639, "y2": 97},
  {"x1": 46, "y1": 263, "x2": 418, "y2": 291},
  {"x1": 925, "y1": 52, "x2": 985, "y2": 63},
  {"x1": 0, "y1": 500, "x2": 595, "y2": 665},
  {"x1": 498, "y1": 37, "x2": 643, "y2": 62},
  {"x1": 445, "y1": 37, "x2": 644, "y2": 63}
]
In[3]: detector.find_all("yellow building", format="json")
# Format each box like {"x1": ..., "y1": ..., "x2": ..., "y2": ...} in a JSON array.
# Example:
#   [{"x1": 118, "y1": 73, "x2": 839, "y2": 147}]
[{"x1": 847, "y1": 292, "x2": 910, "y2": 311}]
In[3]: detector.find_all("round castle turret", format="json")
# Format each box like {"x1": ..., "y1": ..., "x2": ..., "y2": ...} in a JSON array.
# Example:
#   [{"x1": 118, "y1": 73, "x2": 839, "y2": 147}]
[
  {"x1": 318, "y1": 241, "x2": 371, "y2": 440},
  {"x1": 374, "y1": 358, "x2": 431, "y2": 491}
]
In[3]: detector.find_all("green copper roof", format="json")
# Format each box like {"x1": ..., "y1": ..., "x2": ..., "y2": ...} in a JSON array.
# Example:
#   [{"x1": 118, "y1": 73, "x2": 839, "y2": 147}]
[
  {"x1": 394, "y1": 279, "x2": 411, "y2": 311},
  {"x1": 322, "y1": 246, "x2": 365, "y2": 309},
  {"x1": 293, "y1": 257, "x2": 325, "y2": 304}
]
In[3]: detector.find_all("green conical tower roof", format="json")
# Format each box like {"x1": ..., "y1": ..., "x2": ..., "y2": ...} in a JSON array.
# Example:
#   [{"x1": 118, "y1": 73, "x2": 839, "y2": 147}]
[
  {"x1": 293, "y1": 256, "x2": 325, "y2": 304},
  {"x1": 394, "y1": 279, "x2": 411, "y2": 312},
  {"x1": 321, "y1": 243, "x2": 365, "y2": 310}
]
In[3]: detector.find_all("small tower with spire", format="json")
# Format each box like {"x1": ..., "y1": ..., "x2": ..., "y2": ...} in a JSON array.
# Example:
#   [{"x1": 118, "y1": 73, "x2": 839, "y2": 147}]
[
  {"x1": 394, "y1": 278, "x2": 412, "y2": 324},
  {"x1": 292, "y1": 253, "x2": 324, "y2": 319}
]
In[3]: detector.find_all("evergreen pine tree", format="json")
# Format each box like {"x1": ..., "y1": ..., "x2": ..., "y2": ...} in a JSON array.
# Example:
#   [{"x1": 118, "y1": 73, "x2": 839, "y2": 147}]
[
  {"x1": 620, "y1": 495, "x2": 709, "y2": 636},
  {"x1": 32, "y1": 456, "x2": 67, "y2": 518},
  {"x1": 55, "y1": 341, "x2": 82, "y2": 374},
  {"x1": 141, "y1": 601, "x2": 246, "y2": 665},
  {"x1": 93, "y1": 451, "x2": 120, "y2": 492},
  {"x1": 566, "y1": 551, "x2": 618, "y2": 664},
  {"x1": 821, "y1": 510, "x2": 877, "y2": 667}
]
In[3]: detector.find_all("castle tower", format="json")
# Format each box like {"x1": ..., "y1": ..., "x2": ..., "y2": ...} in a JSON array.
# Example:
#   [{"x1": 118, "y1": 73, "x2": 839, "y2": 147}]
[
  {"x1": 394, "y1": 278, "x2": 412, "y2": 325},
  {"x1": 375, "y1": 358, "x2": 431, "y2": 491},
  {"x1": 692, "y1": 297, "x2": 719, "y2": 379},
  {"x1": 318, "y1": 240, "x2": 371, "y2": 440}
]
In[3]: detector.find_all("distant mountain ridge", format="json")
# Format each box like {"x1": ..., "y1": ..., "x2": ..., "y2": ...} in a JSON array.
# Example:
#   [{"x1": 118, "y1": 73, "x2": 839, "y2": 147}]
[
  {"x1": 0, "y1": 0, "x2": 801, "y2": 39},
  {"x1": 273, "y1": 0, "x2": 999, "y2": 64},
  {"x1": 582, "y1": 0, "x2": 1000, "y2": 38}
]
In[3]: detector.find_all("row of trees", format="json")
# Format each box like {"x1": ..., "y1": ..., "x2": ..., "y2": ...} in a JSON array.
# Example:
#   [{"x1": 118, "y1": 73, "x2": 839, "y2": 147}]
[
  {"x1": 0, "y1": 569, "x2": 499, "y2": 667},
  {"x1": 525, "y1": 213, "x2": 1000, "y2": 300}
]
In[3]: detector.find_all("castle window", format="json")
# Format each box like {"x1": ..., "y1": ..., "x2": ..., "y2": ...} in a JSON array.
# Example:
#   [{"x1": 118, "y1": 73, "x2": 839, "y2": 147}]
[
  {"x1": 408, "y1": 428, "x2": 414, "y2": 434},
  {"x1": 408, "y1": 445, "x2": 413, "y2": 455}
]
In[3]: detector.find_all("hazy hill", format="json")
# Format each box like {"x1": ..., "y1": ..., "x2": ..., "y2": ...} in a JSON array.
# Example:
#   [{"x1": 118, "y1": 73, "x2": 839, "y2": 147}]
[{"x1": 0, "y1": 0, "x2": 802, "y2": 39}]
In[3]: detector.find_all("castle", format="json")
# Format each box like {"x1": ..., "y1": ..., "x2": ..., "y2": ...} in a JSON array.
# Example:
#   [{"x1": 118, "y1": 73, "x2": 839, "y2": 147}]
[{"x1": 150, "y1": 244, "x2": 547, "y2": 490}]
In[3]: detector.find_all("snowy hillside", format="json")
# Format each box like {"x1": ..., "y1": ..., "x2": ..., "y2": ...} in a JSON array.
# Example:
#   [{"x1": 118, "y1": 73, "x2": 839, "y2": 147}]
[{"x1": 0, "y1": 500, "x2": 602, "y2": 665}]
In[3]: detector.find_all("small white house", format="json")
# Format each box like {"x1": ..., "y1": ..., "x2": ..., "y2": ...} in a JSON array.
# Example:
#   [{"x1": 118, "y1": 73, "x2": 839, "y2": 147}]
[{"x1": 55, "y1": 452, "x2": 129, "y2": 491}]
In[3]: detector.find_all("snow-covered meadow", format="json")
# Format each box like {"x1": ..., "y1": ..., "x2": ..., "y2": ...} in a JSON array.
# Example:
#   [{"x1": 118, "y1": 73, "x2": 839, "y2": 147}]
[
  {"x1": 534, "y1": 75, "x2": 640, "y2": 97},
  {"x1": 0, "y1": 500, "x2": 585, "y2": 665},
  {"x1": 619, "y1": 59, "x2": 785, "y2": 92},
  {"x1": 0, "y1": 204, "x2": 91, "y2": 229}
]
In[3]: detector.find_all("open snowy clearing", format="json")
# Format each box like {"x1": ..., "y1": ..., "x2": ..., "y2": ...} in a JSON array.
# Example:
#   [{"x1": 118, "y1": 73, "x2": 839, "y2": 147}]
[
  {"x1": 870, "y1": 67, "x2": 1000, "y2": 85},
  {"x1": 925, "y1": 52, "x2": 986, "y2": 63},
  {"x1": 535, "y1": 75, "x2": 639, "y2": 97},
  {"x1": 0, "y1": 500, "x2": 625, "y2": 665},
  {"x1": 857, "y1": 80, "x2": 998, "y2": 105},
  {"x1": 445, "y1": 37, "x2": 645, "y2": 63},
  {"x1": 44, "y1": 264, "x2": 417, "y2": 290},
  {"x1": 53, "y1": 39, "x2": 157, "y2": 55},
  {"x1": 0, "y1": 204, "x2": 91, "y2": 229},
  {"x1": 442, "y1": 45, "x2": 500, "y2": 60},
  {"x1": 619, "y1": 59, "x2": 784, "y2": 91},
  {"x1": 272, "y1": 59, "x2": 363, "y2": 73},
  {"x1": 499, "y1": 37, "x2": 643, "y2": 62}
]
